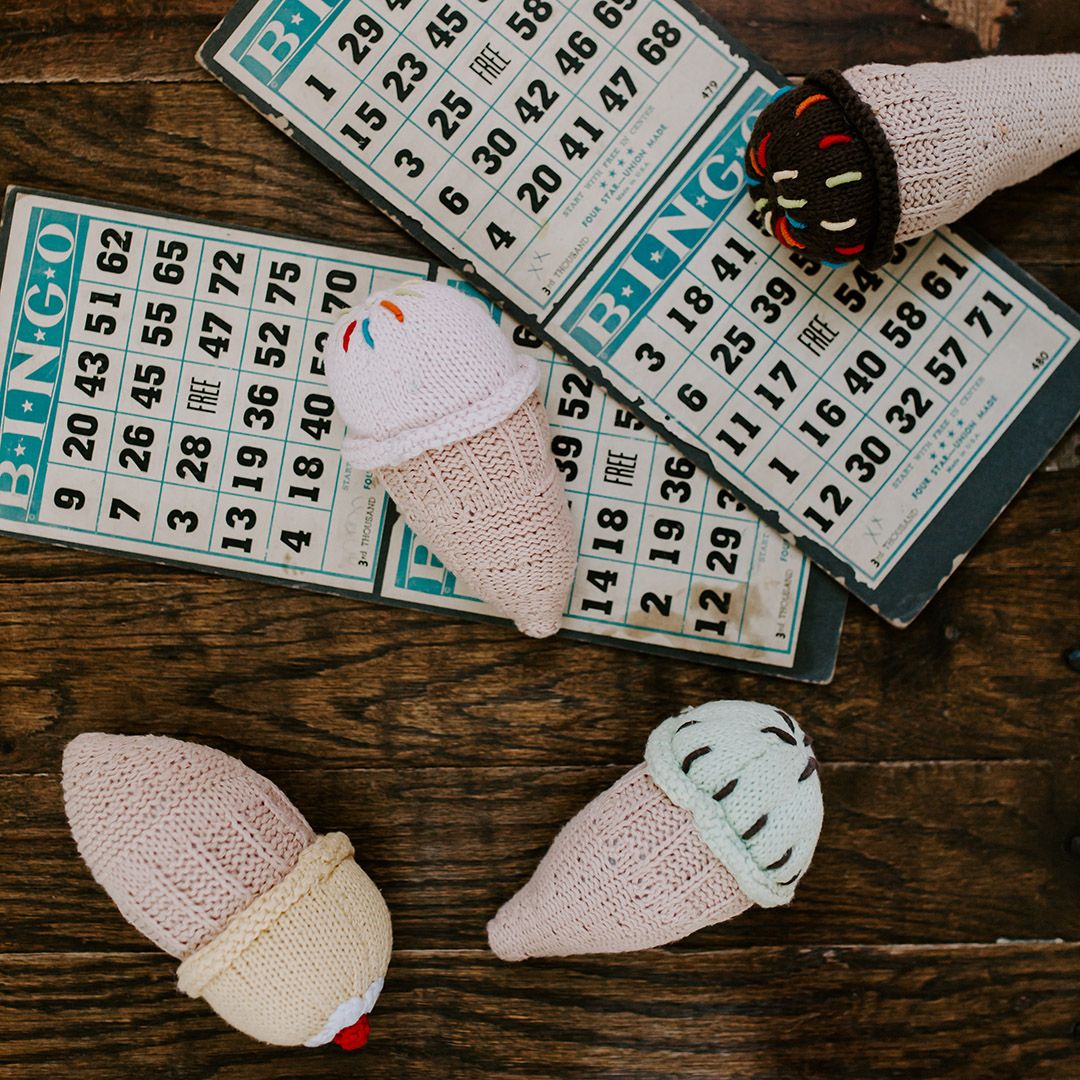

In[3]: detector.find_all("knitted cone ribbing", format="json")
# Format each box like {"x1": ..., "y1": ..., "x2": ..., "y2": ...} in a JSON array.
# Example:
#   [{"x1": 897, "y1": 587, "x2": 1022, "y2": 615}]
[
  {"x1": 746, "y1": 54, "x2": 1080, "y2": 268},
  {"x1": 379, "y1": 392, "x2": 577, "y2": 638},
  {"x1": 62, "y1": 734, "x2": 392, "y2": 1048},
  {"x1": 177, "y1": 832, "x2": 392, "y2": 1047},
  {"x1": 488, "y1": 701, "x2": 823, "y2": 960},
  {"x1": 487, "y1": 763, "x2": 752, "y2": 960},
  {"x1": 62, "y1": 732, "x2": 314, "y2": 958},
  {"x1": 324, "y1": 282, "x2": 577, "y2": 638},
  {"x1": 845, "y1": 53, "x2": 1080, "y2": 242}
]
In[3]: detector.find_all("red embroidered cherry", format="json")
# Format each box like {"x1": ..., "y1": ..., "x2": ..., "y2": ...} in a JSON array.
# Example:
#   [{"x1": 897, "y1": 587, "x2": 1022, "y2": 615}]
[{"x1": 333, "y1": 1013, "x2": 371, "y2": 1050}]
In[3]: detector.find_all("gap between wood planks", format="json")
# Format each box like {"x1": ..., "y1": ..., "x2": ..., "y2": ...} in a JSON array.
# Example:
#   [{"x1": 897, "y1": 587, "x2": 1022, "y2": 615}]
[
  {"x1": 0, "y1": 758, "x2": 1067, "y2": 776},
  {"x1": 0, "y1": 940, "x2": 1073, "y2": 956}
]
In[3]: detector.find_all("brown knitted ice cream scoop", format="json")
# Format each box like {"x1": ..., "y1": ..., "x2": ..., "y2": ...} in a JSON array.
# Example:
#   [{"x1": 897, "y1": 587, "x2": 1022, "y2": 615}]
[{"x1": 746, "y1": 54, "x2": 1080, "y2": 269}]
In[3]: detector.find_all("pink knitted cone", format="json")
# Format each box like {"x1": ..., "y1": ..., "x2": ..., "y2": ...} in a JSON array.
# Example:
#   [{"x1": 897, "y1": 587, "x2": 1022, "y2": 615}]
[
  {"x1": 746, "y1": 53, "x2": 1080, "y2": 267},
  {"x1": 324, "y1": 281, "x2": 577, "y2": 638},
  {"x1": 379, "y1": 392, "x2": 576, "y2": 639},
  {"x1": 63, "y1": 733, "x2": 393, "y2": 1049},
  {"x1": 63, "y1": 733, "x2": 313, "y2": 958},
  {"x1": 846, "y1": 54, "x2": 1080, "y2": 242},
  {"x1": 488, "y1": 701, "x2": 825, "y2": 960},
  {"x1": 488, "y1": 764, "x2": 752, "y2": 960}
]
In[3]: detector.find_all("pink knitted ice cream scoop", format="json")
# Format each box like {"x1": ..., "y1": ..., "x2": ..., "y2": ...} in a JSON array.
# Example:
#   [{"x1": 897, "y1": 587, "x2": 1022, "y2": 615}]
[
  {"x1": 62, "y1": 733, "x2": 392, "y2": 1049},
  {"x1": 324, "y1": 280, "x2": 577, "y2": 639},
  {"x1": 746, "y1": 54, "x2": 1080, "y2": 268},
  {"x1": 487, "y1": 701, "x2": 823, "y2": 959}
]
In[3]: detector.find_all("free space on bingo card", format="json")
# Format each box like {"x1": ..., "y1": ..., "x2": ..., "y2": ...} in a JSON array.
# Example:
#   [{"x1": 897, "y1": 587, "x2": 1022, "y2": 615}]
[
  {"x1": 200, "y1": 0, "x2": 1080, "y2": 626},
  {"x1": 0, "y1": 189, "x2": 845, "y2": 682}
]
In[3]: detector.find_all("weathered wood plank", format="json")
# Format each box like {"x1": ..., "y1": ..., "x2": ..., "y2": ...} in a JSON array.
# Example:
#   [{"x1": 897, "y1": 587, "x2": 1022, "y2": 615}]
[
  {"x1": 1, "y1": 461, "x2": 1076, "y2": 769},
  {"x1": 0, "y1": 575, "x2": 1076, "y2": 768},
  {"x1": 1, "y1": 944, "x2": 1076, "y2": 1077},
  {"x1": 2, "y1": 4, "x2": 1078, "y2": 1077},
  {"x1": 0, "y1": 85, "x2": 1077, "y2": 280},
  {"x1": 3, "y1": 761, "x2": 1078, "y2": 952},
  {"x1": 0, "y1": 0, "x2": 1005, "y2": 86},
  {"x1": 999, "y1": 0, "x2": 1080, "y2": 57}
]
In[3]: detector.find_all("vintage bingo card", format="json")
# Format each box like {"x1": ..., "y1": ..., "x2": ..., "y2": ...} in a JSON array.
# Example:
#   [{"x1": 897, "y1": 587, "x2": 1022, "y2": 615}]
[
  {"x1": 0, "y1": 189, "x2": 845, "y2": 681},
  {"x1": 200, "y1": 0, "x2": 1080, "y2": 625}
]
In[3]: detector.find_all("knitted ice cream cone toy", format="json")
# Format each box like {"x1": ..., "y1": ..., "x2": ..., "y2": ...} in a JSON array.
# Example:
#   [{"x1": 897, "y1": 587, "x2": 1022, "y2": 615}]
[
  {"x1": 746, "y1": 54, "x2": 1080, "y2": 268},
  {"x1": 487, "y1": 701, "x2": 823, "y2": 960},
  {"x1": 62, "y1": 734, "x2": 392, "y2": 1049},
  {"x1": 324, "y1": 281, "x2": 577, "y2": 639}
]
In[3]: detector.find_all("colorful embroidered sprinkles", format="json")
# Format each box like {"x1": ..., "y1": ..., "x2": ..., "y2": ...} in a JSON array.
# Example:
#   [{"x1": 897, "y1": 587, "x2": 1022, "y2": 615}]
[
  {"x1": 826, "y1": 170, "x2": 864, "y2": 188},
  {"x1": 776, "y1": 217, "x2": 805, "y2": 249},
  {"x1": 755, "y1": 131, "x2": 771, "y2": 172},
  {"x1": 344, "y1": 296, "x2": 409, "y2": 352},
  {"x1": 744, "y1": 80, "x2": 879, "y2": 265},
  {"x1": 795, "y1": 92, "x2": 828, "y2": 116}
]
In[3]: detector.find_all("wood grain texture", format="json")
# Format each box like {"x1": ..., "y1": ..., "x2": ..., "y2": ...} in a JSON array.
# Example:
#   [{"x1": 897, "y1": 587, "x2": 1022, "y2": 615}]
[
  {"x1": 1, "y1": 469, "x2": 1076, "y2": 773},
  {"x1": 1, "y1": 1, "x2": 1079, "y2": 1075},
  {"x1": 0, "y1": 0, "x2": 1009, "y2": 85},
  {"x1": 4, "y1": 761, "x2": 1079, "y2": 953},
  {"x1": 2, "y1": 945, "x2": 1078, "y2": 1078}
]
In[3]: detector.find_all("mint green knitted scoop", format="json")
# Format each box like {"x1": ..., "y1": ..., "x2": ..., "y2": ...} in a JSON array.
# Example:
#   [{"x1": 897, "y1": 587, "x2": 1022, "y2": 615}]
[{"x1": 645, "y1": 701, "x2": 823, "y2": 908}]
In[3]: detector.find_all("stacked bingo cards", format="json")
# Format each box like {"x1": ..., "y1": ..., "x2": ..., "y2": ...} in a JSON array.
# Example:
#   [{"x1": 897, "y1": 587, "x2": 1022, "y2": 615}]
[
  {"x1": 200, "y1": 0, "x2": 1080, "y2": 624},
  {"x1": 0, "y1": 189, "x2": 846, "y2": 681}
]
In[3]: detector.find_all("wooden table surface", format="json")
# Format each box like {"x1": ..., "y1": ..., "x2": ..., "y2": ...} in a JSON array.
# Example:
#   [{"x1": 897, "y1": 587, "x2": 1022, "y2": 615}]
[{"x1": 1, "y1": 2, "x2": 1078, "y2": 1077}]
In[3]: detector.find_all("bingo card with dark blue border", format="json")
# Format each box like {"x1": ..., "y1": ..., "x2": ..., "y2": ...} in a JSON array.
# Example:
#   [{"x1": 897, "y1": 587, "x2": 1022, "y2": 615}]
[{"x1": 198, "y1": 0, "x2": 1080, "y2": 624}]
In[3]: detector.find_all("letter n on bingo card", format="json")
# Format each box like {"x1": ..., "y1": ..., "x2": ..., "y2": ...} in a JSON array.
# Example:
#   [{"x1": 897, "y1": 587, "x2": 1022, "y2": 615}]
[{"x1": 0, "y1": 188, "x2": 429, "y2": 591}]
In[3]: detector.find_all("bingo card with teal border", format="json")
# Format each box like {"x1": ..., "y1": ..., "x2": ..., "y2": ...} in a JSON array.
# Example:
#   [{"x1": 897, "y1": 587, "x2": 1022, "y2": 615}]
[
  {"x1": 198, "y1": 0, "x2": 1080, "y2": 624},
  {"x1": 0, "y1": 189, "x2": 846, "y2": 681}
]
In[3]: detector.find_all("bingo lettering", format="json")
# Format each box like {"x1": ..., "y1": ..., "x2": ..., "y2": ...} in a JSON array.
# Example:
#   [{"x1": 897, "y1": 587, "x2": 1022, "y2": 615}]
[
  {"x1": 202, "y1": 0, "x2": 744, "y2": 312},
  {"x1": 0, "y1": 191, "x2": 843, "y2": 680},
  {"x1": 201, "y1": 1, "x2": 1079, "y2": 624}
]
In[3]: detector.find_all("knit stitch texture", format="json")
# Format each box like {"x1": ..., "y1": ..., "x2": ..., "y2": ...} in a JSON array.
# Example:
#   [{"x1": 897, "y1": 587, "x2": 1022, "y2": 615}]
[
  {"x1": 487, "y1": 762, "x2": 752, "y2": 960},
  {"x1": 324, "y1": 281, "x2": 577, "y2": 638},
  {"x1": 325, "y1": 280, "x2": 539, "y2": 469},
  {"x1": 63, "y1": 732, "x2": 313, "y2": 958},
  {"x1": 645, "y1": 701, "x2": 823, "y2": 907},
  {"x1": 379, "y1": 391, "x2": 577, "y2": 638},
  {"x1": 177, "y1": 831, "x2": 392, "y2": 1047},
  {"x1": 63, "y1": 734, "x2": 393, "y2": 1048},
  {"x1": 744, "y1": 80, "x2": 890, "y2": 267},
  {"x1": 747, "y1": 53, "x2": 1080, "y2": 268},
  {"x1": 746, "y1": 54, "x2": 1080, "y2": 267},
  {"x1": 843, "y1": 54, "x2": 1080, "y2": 242}
]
